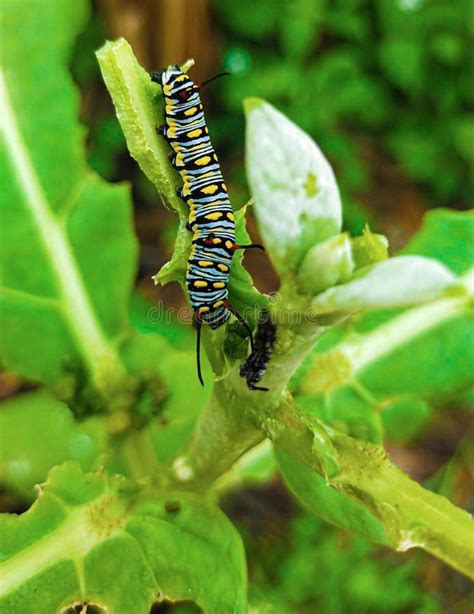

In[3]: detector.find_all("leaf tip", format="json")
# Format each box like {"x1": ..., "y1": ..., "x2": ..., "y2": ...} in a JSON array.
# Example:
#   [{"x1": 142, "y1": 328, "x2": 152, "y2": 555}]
[
  {"x1": 95, "y1": 37, "x2": 129, "y2": 60},
  {"x1": 243, "y1": 97, "x2": 264, "y2": 115}
]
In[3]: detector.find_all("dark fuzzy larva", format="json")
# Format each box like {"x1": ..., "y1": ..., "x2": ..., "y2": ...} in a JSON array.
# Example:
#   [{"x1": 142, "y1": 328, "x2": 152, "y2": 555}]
[{"x1": 240, "y1": 309, "x2": 276, "y2": 391}]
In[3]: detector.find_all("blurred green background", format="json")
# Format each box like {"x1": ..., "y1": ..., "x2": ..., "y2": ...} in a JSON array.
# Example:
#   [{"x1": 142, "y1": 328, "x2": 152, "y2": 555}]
[{"x1": 3, "y1": 0, "x2": 472, "y2": 612}]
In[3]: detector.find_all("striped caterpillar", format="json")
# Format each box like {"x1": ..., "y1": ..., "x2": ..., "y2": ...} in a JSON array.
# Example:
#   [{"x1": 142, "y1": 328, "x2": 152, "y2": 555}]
[{"x1": 152, "y1": 65, "x2": 263, "y2": 386}]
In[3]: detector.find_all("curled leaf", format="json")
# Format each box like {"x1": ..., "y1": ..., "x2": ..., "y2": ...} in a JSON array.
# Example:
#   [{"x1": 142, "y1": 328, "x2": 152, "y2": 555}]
[
  {"x1": 310, "y1": 256, "x2": 456, "y2": 315},
  {"x1": 245, "y1": 98, "x2": 342, "y2": 275}
]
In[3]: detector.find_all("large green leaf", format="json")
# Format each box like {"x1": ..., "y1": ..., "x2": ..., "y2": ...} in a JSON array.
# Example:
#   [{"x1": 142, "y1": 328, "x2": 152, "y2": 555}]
[
  {"x1": 0, "y1": 463, "x2": 247, "y2": 613},
  {"x1": 0, "y1": 0, "x2": 137, "y2": 394},
  {"x1": 244, "y1": 97, "x2": 342, "y2": 275},
  {"x1": 0, "y1": 328, "x2": 209, "y2": 498},
  {"x1": 400, "y1": 208, "x2": 474, "y2": 275},
  {"x1": 0, "y1": 390, "x2": 106, "y2": 500}
]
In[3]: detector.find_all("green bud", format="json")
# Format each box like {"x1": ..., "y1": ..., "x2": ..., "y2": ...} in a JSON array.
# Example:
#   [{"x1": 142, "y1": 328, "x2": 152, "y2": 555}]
[
  {"x1": 297, "y1": 233, "x2": 354, "y2": 295},
  {"x1": 351, "y1": 225, "x2": 389, "y2": 270}
]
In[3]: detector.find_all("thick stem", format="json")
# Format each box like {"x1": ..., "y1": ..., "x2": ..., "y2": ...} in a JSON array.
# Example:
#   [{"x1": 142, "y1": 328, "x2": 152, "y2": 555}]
[
  {"x1": 253, "y1": 396, "x2": 474, "y2": 579},
  {"x1": 168, "y1": 322, "x2": 324, "y2": 489}
]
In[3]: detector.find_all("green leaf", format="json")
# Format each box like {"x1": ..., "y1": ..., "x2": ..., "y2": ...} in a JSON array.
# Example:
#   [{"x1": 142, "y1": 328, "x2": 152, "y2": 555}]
[
  {"x1": 381, "y1": 398, "x2": 432, "y2": 442},
  {"x1": 244, "y1": 98, "x2": 342, "y2": 275},
  {"x1": 301, "y1": 273, "x2": 472, "y2": 396},
  {"x1": 0, "y1": 2, "x2": 137, "y2": 394},
  {"x1": 0, "y1": 462, "x2": 247, "y2": 613},
  {"x1": 310, "y1": 256, "x2": 456, "y2": 316},
  {"x1": 119, "y1": 329, "x2": 209, "y2": 468},
  {"x1": 228, "y1": 205, "x2": 268, "y2": 318},
  {"x1": 401, "y1": 209, "x2": 474, "y2": 275},
  {"x1": 96, "y1": 38, "x2": 185, "y2": 215},
  {"x1": 0, "y1": 390, "x2": 106, "y2": 499},
  {"x1": 276, "y1": 447, "x2": 388, "y2": 544}
]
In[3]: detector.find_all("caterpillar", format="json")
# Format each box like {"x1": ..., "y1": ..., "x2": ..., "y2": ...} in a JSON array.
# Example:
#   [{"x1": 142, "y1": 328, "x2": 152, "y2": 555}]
[
  {"x1": 240, "y1": 309, "x2": 276, "y2": 391},
  {"x1": 151, "y1": 65, "x2": 263, "y2": 386}
]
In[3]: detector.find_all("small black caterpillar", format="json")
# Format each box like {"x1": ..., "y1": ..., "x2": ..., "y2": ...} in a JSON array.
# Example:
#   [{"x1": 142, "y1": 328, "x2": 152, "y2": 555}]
[{"x1": 240, "y1": 309, "x2": 276, "y2": 391}]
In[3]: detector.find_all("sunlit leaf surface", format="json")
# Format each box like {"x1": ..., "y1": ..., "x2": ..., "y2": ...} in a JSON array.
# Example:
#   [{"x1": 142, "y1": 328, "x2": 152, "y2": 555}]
[{"x1": 0, "y1": 463, "x2": 247, "y2": 613}]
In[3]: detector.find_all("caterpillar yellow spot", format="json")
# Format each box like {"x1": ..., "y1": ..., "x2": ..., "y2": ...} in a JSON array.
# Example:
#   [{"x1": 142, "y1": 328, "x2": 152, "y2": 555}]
[
  {"x1": 163, "y1": 84, "x2": 172, "y2": 96},
  {"x1": 202, "y1": 185, "x2": 219, "y2": 195},
  {"x1": 225, "y1": 240, "x2": 234, "y2": 249},
  {"x1": 194, "y1": 280, "x2": 208, "y2": 288},
  {"x1": 198, "y1": 260, "x2": 213, "y2": 267},
  {"x1": 176, "y1": 152, "x2": 184, "y2": 166},
  {"x1": 212, "y1": 238, "x2": 222, "y2": 244},
  {"x1": 196, "y1": 156, "x2": 211, "y2": 166},
  {"x1": 217, "y1": 264, "x2": 229, "y2": 272},
  {"x1": 222, "y1": 183, "x2": 228, "y2": 192},
  {"x1": 185, "y1": 107, "x2": 198, "y2": 116},
  {"x1": 213, "y1": 300, "x2": 224, "y2": 308},
  {"x1": 166, "y1": 105, "x2": 174, "y2": 114},
  {"x1": 226, "y1": 212, "x2": 234, "y2": 221},
  {"x1": 205, "y1": 211, "x2": 223, "y2": 220},
  {"x1": 213, "y1": 282, "x2": 225, "y2": 289},
  {"x1": 205, "y1": 127, "x2": 209, "y2": 134},
  {"x1": 199, "y1": 306, "x2": 210, "y2": 313},
  {"x1": 188, "y1": 129, "x2": 202, "y2": 138},
  {"x1": 175, "y1": 75, "x2": 187, "y2": 82},
  {"x1": 167, "y1": 127, "x2": 177, "y2": 138}
]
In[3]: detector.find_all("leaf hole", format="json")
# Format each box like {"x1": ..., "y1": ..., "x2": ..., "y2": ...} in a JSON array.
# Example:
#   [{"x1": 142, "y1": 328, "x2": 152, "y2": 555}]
[
  {"x1": 62, "y1": 602, "x2": 108, "y2": 614},
  {"x1": 164, "y1": 499, "x2": 181, "y2": 513},
  {"x1": 151, "y1": 601, "x2": 201, "y2": 613}
]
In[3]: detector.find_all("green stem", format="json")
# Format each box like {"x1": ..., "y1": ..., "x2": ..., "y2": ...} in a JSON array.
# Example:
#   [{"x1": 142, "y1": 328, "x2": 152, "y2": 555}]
[
  {"x1": 167, "y1": 322, "x2": 325, "y2": 489},
  {"x1": 246, "y1": 393, "x2": 474, "y2": 578}
]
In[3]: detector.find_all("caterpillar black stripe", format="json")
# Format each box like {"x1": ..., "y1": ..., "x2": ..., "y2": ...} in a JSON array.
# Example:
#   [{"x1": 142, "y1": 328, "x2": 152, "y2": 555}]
[
  {"x1": 240, "y1": 309, "x2": 276, "y2": 391},
  {"x1": 152, "y1": 65, "x2": 263, "y2": 386}
]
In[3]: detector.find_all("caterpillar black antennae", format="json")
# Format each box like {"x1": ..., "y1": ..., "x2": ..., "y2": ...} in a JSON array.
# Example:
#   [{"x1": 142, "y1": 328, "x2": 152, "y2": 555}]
[{"x1": 198, "y1": 72, "x2": 231, "y2": 88}]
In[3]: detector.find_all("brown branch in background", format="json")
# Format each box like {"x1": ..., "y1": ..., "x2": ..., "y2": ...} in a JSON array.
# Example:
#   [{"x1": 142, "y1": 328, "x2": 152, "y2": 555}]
[{"x1": 99, "y1": 0, "x2": 215, "y2": 74}]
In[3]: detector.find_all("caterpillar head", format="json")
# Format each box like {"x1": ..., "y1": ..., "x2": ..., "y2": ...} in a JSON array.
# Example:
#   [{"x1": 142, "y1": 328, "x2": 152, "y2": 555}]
[{"x1": 151, "y1": 65, "x2": 195, "y2": 102}]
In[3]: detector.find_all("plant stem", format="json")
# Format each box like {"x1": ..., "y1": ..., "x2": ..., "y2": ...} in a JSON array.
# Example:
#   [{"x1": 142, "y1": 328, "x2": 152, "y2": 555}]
[{"x1": 167, "y1": 322, "x2": 324, "y2": 489}]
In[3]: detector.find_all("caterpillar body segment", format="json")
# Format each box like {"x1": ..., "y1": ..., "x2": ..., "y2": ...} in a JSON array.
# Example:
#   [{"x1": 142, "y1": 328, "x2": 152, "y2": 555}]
[{"x1": 153, "y1": 65, "x2": 263, "y2": 385}]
